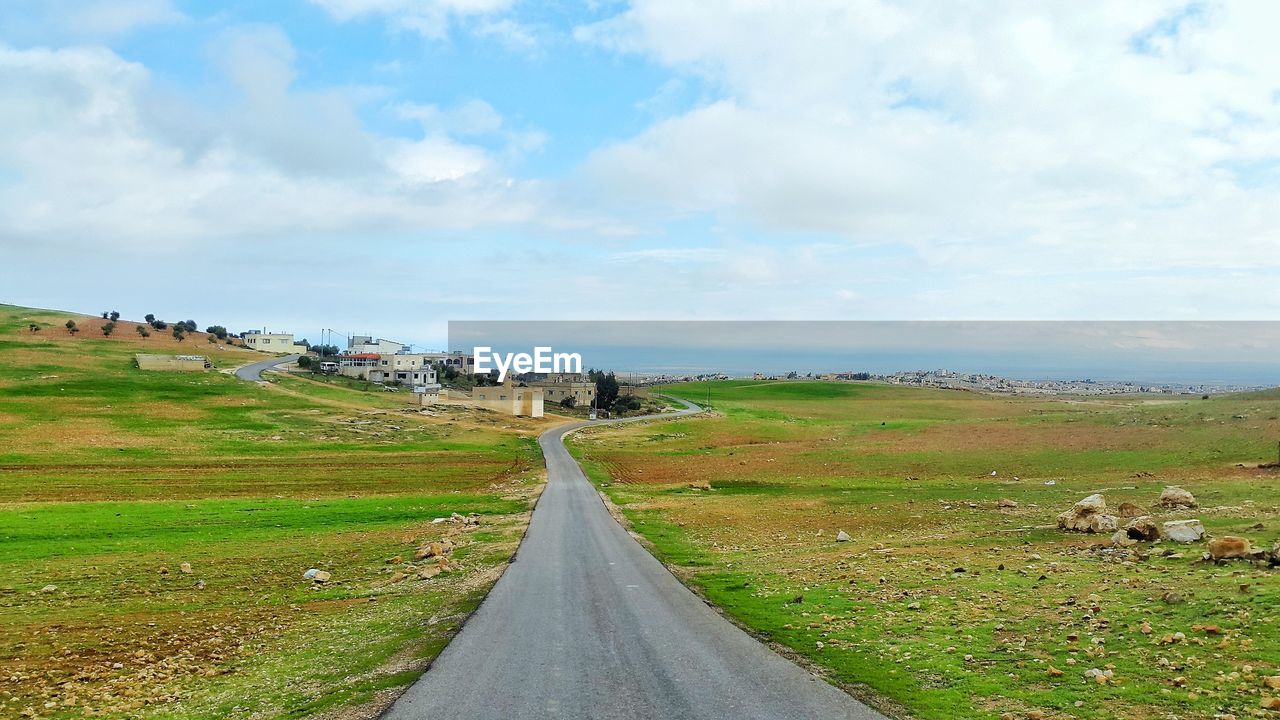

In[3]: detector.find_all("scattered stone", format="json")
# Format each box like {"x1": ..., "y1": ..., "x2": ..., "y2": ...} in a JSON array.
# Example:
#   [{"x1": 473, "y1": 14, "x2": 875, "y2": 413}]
[
  {"x1": 40, "y1": 584, "x2": 57, "y2": 593},
  {"x1": 1161, "y1": 591, "x2": 1185, "y2": 604},
  {"x1": 158, "y1": 565, "x2": 170, "y2": 575},
  {"x1": 415, "y1": 540, "x2": 453, "y2": 561},
  {"x1": 303, "y1": 568, "x2": 319, "y2": 580},
  {"x1": 179, "y1": 562, "x2": 192, "y2": 574},
  {"x1": 1160, "y1": 486, "x2": 1197, "y2": 508},
  {"x1": 387, "y1": 555, "x2": 403, "y2": 564},
  {"x1": 1124, "y1": 516, "x2": 1160, "y2": 542},
  {"x1": 1116, "y1": 502, "x2": 1144, "y2": 518},
  {"x1": 997, "y1": 498, "x2": 1018, "y2": 509},
  {"x1": 1208, "y1": 536, "x2": 1252, "y2": 560},
  {"x1": 311, "y1": 570, "x2": 331, "y2": 583},
  {"x1": 1047, "y1": 665, "x2": 1064, "y2": 677},
  {"x1": 1111, "y1": 530, "x2": 1137, "y2": 547},
  {"x1": 835, "y1": 530, "x2": 851, "y2": 542},
  {"x1": 1261, "y1": 697, "x2": 1280, "y2": 711},
  {"x1": 388, "y1": 572, "x2": 407, "y2": 584},
  {"x1": 1263, "y1": 676, "x2": 1280, "y2": 690},
  {"x1": 1162, "y1": 519, "x2": 1205, "y2": 543},
  {"x1": 417, "y1": 566, "x2": 442, "y2": 580}
]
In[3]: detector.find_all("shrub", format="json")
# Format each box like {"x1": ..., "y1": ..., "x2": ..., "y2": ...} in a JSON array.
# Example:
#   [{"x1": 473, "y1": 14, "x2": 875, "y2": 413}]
[
  {"x1": 101, "y1": 322, "x2": 116, "y2": 337},
  {"x1": 297, "y1": 355, "x2": 313, "y2": 369},
  {"x1": 136, "y1": 325, "x2": 151, "y2": 338},
  {"x1": 560, "y1": 396, "x2": 577, "y2": 409},
  {"x1": 65, "y1": 320, "x2": 78, "y2": 334},
  {"x1": 109, "y1": 311, "x2": 120, "y2": 322}
]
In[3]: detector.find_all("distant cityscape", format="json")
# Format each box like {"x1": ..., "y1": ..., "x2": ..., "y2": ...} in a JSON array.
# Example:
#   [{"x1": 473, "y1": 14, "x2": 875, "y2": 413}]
[{"x1": 626, "y1": 368, "x2": 1270, "y2": 396}]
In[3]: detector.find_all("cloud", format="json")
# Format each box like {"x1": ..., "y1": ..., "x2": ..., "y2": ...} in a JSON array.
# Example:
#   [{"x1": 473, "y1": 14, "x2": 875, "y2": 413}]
[
  {"x1": 308, "y1": 0, "x2": 517, "y2": 40},
  {"x1": 575, "y1": 0, "x2": 1280, "y2": 284},
  {"x1": 0, "y1": 33, "x2": 570, "y2": 253},
  {"x1": 0, "y1": 0, "x2": 184, "y2": 40}
]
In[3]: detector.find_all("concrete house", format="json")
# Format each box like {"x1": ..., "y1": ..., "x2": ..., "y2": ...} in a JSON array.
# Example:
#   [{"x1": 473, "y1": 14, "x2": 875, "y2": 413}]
[
  {"x1": 529, "y1": 372, "x2": 595, "y2": 408},
  {"x1": 473, "y1": 380, "x2": 543, "y2": 417},
  {"x1": 243, "y1": 330, "x2": 295, "y2": 352}
]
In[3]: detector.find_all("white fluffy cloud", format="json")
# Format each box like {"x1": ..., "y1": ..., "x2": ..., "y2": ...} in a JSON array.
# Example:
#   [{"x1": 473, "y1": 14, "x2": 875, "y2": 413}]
[
  {"x1": 576, "y1": 1, "x2": 1280, "y2": 290},
  {"x1": 0, "y1": 31, "x2": 564, "y2": 252}
]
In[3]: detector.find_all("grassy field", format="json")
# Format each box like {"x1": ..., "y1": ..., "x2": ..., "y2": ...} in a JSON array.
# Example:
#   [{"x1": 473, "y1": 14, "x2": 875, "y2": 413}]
[
  {"x1": 570, "y1": 380, "x2": 1280, "y2": 720},
  {"x1": 0, "y1": 304, "x2": 551, "y2": 719}
]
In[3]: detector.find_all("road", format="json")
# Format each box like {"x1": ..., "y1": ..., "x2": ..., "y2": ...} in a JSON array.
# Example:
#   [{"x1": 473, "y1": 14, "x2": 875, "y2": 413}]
[
  {"x1": 233, "y1": 354, "x2": 298, "y2": 382},
  {"x1": 383, "y1": 398, "x2": 886, "y2": 720}
]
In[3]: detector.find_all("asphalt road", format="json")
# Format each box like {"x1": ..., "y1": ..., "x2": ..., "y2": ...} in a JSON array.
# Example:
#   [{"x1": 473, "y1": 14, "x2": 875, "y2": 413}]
[
  {"x1": 383, "y1": 398, "x2": 886, "y2": 720},
  {"x1": 233, "y1": 354, "x2": 298, "y2": 382}
]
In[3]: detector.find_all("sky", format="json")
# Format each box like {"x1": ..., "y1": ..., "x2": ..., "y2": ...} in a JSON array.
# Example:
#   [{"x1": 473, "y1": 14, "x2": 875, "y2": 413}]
[{"x1": 2, "y1": 1, "x2": 1280, "y2": 350}]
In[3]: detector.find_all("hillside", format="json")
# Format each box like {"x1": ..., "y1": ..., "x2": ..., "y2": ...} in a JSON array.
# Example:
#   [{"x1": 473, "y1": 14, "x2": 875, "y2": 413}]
[{"x1": 0, "y1": 304, "x2": 550, "y2": 719}]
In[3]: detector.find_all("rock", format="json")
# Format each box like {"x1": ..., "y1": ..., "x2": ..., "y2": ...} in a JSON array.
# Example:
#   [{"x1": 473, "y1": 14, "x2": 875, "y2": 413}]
[
  {"x1": 1075, "y1": 493, "x2": 1107, "y2": 514},
  {"x1": 1088, "y1": 514, "x2": 1118, "y2": 533},
  {"x1": 687, "y1": 479, "x2": 712, "y2": 490},
  {"x1": 1160, "y1": 486, "x2": 1197, "y2": 508},
  {"x1": 1117, "y1": 502, "x2": 1145, "y2": 518},
  {"x1": 158, "y1": 565, "x2": 170, "y2": 575},
  {"x1": 303, "y1": 568, "x2": 319, "y2": 580},
  {"x1": 1161, "y1": 591, "x2": 1185, "y2": 604},
  {"x1": 40, "y1": 584, "x2": 57, "y2": 593},
  {"x1": 1058, "y1": 494, "x2": 1117, "y2": 533},
  {"x1": 1124, "y1": 516, "x2": 1161, "y2": 542},
  {"x1": 1208, "y1": 536, "x2": 1253, "y2": 560},
  {"x1": 1047, "y1": 665, "x2": 1064, "y2": 677},
  {"x1": 1111, "y1": 530, "x2": 1137, "y2": 547},
  {"x1": 835, "y1": 530, "x2": 851, "y2": 542},
  {"x1": 388, "y1": 572, "x2": 407, "y2": 584},
  {"x1": 311, "y1": 570, "x2": 331, "y2": 583},
  {"x1": 1261, "y1": 697, "x2": 1280, "y2": 711},
  {"x1": 997, "y1": 499, "x2": 1018, "y2": 509},
  {"x1": 415, "y1": 540, "x2": 453, "y2": 561},
  {"x1": 1263, "y1": 676, "x2": 1280, "y2": 690},
  {"x1": 386, "y1": 555, "x2": 402, "y2": 564},
  {"x1": 179, "y1": 562, "x2": 192, "y2": 574},
  {"x1": 417, "y1": 566, "x2": 442, "y2": 580},
  {"x1": 1162, "y1": 519, "x2": 1205, "y2": 543}
]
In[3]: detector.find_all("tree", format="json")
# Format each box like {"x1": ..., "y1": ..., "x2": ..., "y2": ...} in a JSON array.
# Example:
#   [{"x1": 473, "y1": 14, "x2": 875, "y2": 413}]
[
  {"x1": 151, "y1": 319, "x2": 167, "y2": 330},
  {"x1": 101, "y1": 321, "x2": 116, "y2": 337},
  {"x1": 589, "y1": 369, "x2": 620, "y2": 409},
  {"x1": 101, "y1": 311, "x2": 110, "y2": 320},
  {"x1": 144, "y1": 314, "x2": 156, "y2": 324},
  {"x1": 297, "y1": 355, "x2": 313, "y2": 369},
  {"x1": 559, "y1": 396, "x2": 577, "y2": 409},
  {"x1": 313, "y1": 344, "x2": 340, "y2": 357},
  {"x1": 28, "y1": 323, "x2": 39, "y2": 333},
  {"x1": 65, "y1": 320, "x2": 78, "y2": 335},
  {"x1": 109, "y1": 311, "x2": 120, "y2": 322},
  {"x1": 180, "y1": 320, "x2": 197, "y2": 332},
  {"x1": 205, "y1": 325, "x2": 228, "y2": 340},
  {"x1": 172, "y1": 326, "x2": 186, "y2": 342},
  {"x1": 136, "y1": 325, "x2": 151, "y2": 339}
]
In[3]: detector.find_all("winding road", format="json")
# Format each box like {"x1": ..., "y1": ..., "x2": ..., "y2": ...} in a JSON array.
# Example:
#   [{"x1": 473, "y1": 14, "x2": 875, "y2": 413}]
[
  {"x1": 233, "y1": 354, "x2": 299, "y2": 382},
  {"x1": 383, "y1": 398, "x2": 886, "y2": 720}
]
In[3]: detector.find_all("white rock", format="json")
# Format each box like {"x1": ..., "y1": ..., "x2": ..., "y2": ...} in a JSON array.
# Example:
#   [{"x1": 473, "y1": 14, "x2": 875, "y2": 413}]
[
  {"x1": 836, "y1": 530, "x2": 851, "y2": 542},
  {"x1": 1162, "y1": 519, "x2": 1205, "y2": 543},
  {"x1": 1159, "y1": 486, "x2": 1197, "y2": 508}
]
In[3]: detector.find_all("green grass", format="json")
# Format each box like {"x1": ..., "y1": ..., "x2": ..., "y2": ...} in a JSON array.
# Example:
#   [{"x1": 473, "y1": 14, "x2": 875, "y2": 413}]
[
  {"x1": 573, "y1": 379, "x2": 1280, "y2": 720},
  {"x1": 0, "y1": 304, "x2": 546, "y2": 719}
]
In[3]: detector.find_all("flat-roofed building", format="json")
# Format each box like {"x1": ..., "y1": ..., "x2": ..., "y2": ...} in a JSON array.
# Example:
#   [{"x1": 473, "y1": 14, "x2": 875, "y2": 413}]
[
  {"x1": 243, "y1": 330, "x2": 295, "y2": 352},
  {"x1": 472, "y1": 380, "x2": 543, "y2": 417}
]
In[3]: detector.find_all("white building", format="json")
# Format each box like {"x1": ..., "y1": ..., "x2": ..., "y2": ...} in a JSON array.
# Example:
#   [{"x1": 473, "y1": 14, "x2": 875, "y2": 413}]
[
  {"x1": 347, "y1": 335, "x2": 405, "y2": 355},
  {"x1": 243, "y1": 330, "x2": 295, "y2": 352}
]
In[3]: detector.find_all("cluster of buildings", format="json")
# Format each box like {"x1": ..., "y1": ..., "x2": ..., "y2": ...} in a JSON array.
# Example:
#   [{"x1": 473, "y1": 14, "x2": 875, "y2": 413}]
[{"x1": 301, "y1": 335, "x2": 597, "y2": 417}]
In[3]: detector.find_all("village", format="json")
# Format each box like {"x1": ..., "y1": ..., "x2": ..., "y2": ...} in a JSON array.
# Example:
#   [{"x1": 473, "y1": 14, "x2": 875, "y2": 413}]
[{"x1": 136, "y1": 328, "x2": 614, "y2": 419}]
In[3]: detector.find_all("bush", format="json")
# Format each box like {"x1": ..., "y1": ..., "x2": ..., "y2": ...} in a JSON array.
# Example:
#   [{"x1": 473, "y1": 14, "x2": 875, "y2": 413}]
[
  {"x1": 136, "y1": 325, "x2": 150, "y2": 339},
  {"x1": 559, "y1": 396, "x2": 577, "y2": 409},
  {"x1": 613, "y1": 395, "x2": 641, "y2": 412},
  {"x1": 297, "y1": 355, "x2": 313, "y2": 369},
  {"x1": 109, "y1": 311, "x2": 120, "y2": 322},
  {"x1": 101, "y1": 322, "x2": 116, "y2": 337},
  {"x1": 65, "y1": 320, "x2": 78, "y2": 334},
  {"x1": 172, "y1": 326, "x2": 186, "y2": 342}
]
